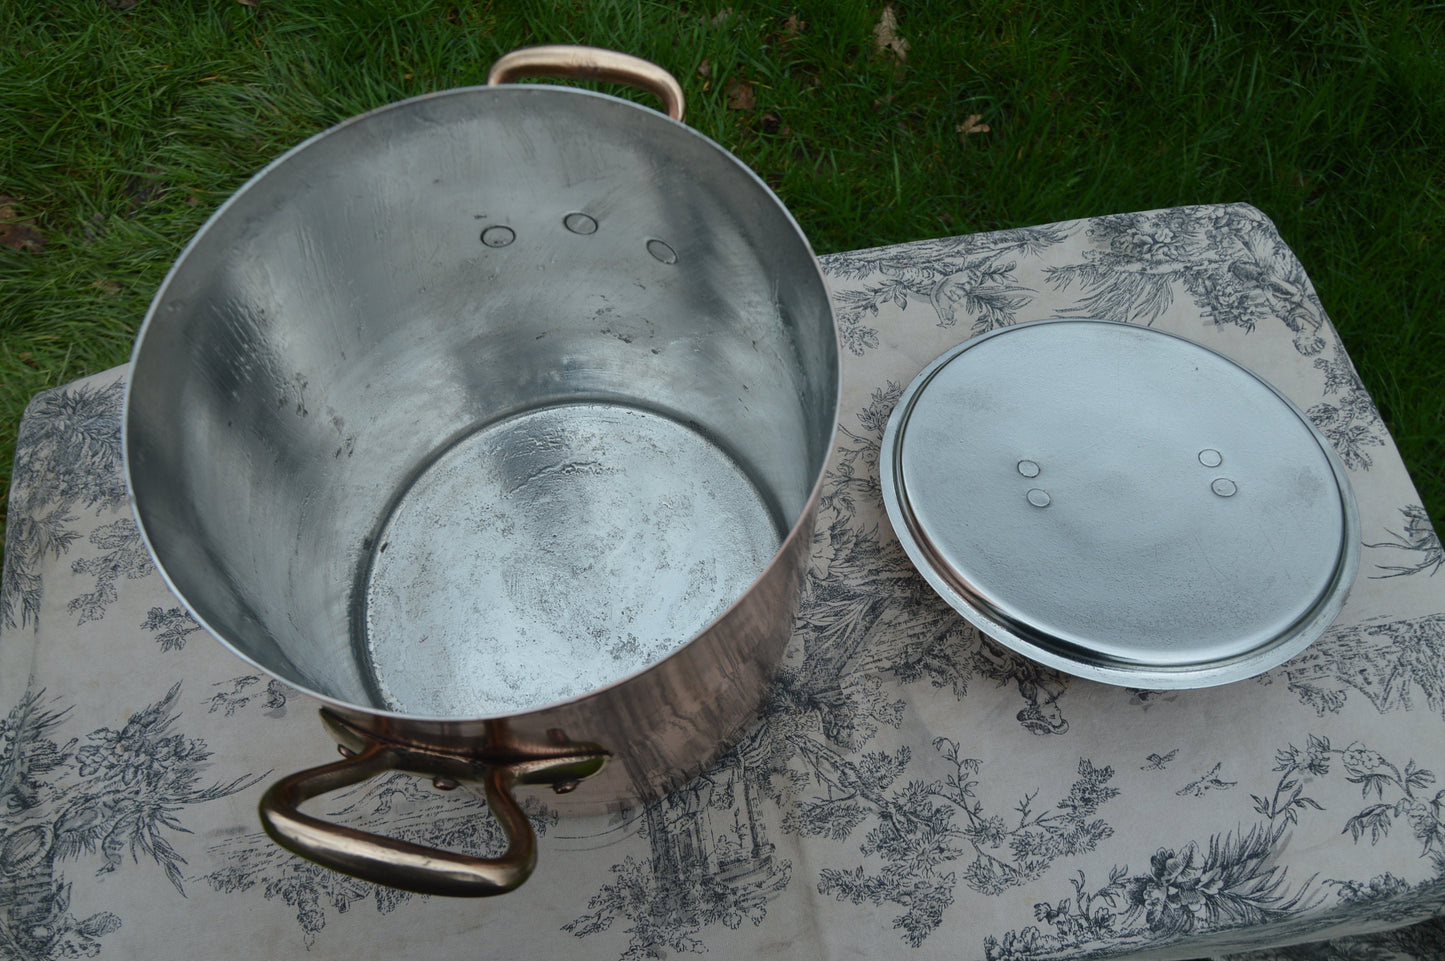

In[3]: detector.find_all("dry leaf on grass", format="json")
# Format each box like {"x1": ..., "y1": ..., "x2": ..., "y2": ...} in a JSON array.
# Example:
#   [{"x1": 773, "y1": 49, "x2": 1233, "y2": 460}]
[
  {"x1": 957, "y1": 114, "x2": 992, "y2": 140},
  {"x1": 0, "y1": 197, "x2": 45, "y2": 252},
  {"x1": 761, "y1": 112, "x2": 789, "y2": 136},
  {"x1": 727, "y1": 77, "x2": 756, "y2": 110},
  {"x1": 873, "y1": 6, "x2": 909, "y2": 62}
]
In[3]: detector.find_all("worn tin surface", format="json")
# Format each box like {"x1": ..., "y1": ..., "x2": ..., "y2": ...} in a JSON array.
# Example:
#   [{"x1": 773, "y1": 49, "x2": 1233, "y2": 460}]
[{"x1": 881, "y1": 318, "x2": 1360, "y2": 688}]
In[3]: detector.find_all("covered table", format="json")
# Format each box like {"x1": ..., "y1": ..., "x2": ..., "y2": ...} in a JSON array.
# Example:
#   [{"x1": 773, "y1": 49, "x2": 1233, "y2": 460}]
[{"x1": 3, "y1": 203, "x2": 1442, "y2": 960}]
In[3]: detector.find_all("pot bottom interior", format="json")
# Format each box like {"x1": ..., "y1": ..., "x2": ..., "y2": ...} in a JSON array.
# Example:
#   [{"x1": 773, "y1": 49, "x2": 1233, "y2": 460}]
[{"x1": 358, "y1": 402, "x2": 781, "y2": 717}]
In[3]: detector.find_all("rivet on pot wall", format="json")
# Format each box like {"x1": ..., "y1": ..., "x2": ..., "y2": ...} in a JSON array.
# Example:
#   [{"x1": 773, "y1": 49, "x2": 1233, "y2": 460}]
[
  {"x1": 480, "y1": 225, "x2": 516, "y2": 247},
  {"x1": 646, "y1": 238, "x2": 678, "y2": 264},
  {"x1": 563, "y1": 212, "x2": 599, "y2": 235}
]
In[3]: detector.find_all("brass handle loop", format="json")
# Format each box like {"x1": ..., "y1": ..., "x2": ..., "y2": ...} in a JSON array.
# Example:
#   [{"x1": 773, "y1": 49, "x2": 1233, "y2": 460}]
[
  {"x1": 259, "y1": 724, "x2": 608, "y2": 897},
  {"x1": 487, "y1": 45, "x2": 685, "y2": 122}
]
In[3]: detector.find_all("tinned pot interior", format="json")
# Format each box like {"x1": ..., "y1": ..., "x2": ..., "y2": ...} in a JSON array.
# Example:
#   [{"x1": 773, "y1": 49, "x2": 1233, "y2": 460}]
[{"x1": 125, "y1": 85, "x2": 840, "y2": 727}]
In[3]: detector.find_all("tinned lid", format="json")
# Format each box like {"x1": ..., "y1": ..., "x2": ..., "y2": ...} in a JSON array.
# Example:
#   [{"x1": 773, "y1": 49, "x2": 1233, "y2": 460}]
[{"x1": 880, "y1": 319, "x2": 1359, "y2": 688}]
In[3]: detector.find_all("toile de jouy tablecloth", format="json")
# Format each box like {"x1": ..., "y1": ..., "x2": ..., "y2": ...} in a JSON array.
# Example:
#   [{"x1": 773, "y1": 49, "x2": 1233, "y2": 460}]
[{"x1": 3, "y1": 203, "x2": 1443, "y2": 961}]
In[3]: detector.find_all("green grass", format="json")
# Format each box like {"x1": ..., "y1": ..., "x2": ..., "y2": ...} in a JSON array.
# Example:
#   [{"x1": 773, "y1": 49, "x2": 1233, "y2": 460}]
[{"x1": 2, "y1": 0, "x2": 1442, "y2": 568}]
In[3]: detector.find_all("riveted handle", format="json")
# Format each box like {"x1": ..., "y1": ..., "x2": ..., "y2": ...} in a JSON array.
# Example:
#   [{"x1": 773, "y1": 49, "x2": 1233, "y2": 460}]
[
  {"x1": 259, "y1": 737, "x2": 607, "y2": 897},
  {"x1": 487, "y1": 45, "x2": 685, "y2": 122}
]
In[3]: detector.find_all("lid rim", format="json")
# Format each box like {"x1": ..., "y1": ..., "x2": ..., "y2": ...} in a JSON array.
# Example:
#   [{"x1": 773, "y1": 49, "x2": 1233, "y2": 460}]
[{"x1": 880, "y1": 318, "x2": 1361, "y2": 689}]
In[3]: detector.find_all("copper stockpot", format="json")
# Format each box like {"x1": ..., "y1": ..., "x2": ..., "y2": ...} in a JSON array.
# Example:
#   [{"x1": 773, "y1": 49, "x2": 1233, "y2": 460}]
[{"x1": 124, "y1": 47, "x2": 840, "y2": 896}]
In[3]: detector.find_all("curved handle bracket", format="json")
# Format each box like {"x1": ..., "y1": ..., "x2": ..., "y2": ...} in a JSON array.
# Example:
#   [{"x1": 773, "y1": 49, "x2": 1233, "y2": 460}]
[
  {"x1": 487, "y1": 45, "x2": 685, "y2": 122},
  {"x1": 259, "y1": 729, "x2": 607, "y2": 897}
]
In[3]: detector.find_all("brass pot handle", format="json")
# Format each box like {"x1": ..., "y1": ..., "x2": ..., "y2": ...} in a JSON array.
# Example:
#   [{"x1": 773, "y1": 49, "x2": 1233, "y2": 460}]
[
  {"x1": 259, "y1": 734, "x2": 608, "y2": 897},
  {"x1": 487, "y1": 45, "x2": 685, "y2": 122}
]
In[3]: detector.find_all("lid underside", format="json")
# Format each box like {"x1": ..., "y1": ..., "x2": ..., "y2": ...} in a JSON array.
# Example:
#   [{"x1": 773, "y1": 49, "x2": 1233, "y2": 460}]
[{"x1": 882, "y1": 319, "x2": 1359, "y2": 687}]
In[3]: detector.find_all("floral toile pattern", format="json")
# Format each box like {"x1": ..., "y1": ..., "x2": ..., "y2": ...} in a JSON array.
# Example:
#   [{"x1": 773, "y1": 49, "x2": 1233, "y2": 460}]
[
  {"x1": 2, "y1": 205, "x2": 1443, "y2": 958},
  {"x1": 141, "y1": 606, "x2": 204, "y2": 653},
  {"x1": 1046, "y1": 206, "x2": 1327, "y2": 348},
  {"x1": 0, "y1": 684, "x2": 263, "y2": 960},
  {"x1": 1266, "y1": 614, "x2": 1445, "y2": 721},
  {"x1": 1, "y1": 380, "x2": 127, "y2": 633},
  {"x1": 1365, "y1": 506, "x2": 1443, "y2": 580},
  {"x1": 1306, "y1": 347, "x2": 1388, "y2": 473},
  {"x1": 563, "y1": 747, "x2": 792, "y2": 961},
  {"x1": 981, "y1": 735, "x2": 1445, "y2": 960},
  {"x1": 65, "y1": 519, "x2": 152, "y2": 627},
  {"x1": 820, "y1": 225, "x2": 1069, "y2": 353}
]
